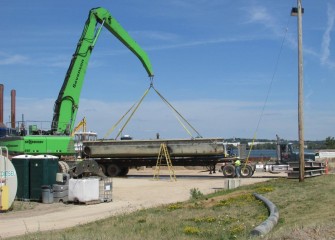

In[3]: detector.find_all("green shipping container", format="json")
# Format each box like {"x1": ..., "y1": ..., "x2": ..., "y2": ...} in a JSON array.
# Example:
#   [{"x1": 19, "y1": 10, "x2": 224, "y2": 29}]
[
  {"x1": 29, "y1": 155, "x2": 58, "y2": 201},
  {"x1": 12, "y1": 155, "x2": 32, "y2": 200}
]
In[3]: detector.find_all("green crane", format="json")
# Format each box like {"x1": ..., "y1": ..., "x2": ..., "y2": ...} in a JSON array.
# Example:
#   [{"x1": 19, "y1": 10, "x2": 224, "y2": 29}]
[
  {"x1": 52, "y1": 7, "x2": 154, "y2": 135},
  {"x1": 0, "y1": 7, "x2": 154, "y2": 157}
]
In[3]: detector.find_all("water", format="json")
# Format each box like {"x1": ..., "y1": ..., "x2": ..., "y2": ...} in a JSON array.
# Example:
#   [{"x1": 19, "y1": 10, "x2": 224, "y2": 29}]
[
  {"x1": 230, "y1": 149, "x2": 277, "y2": 158},
  {"x1": 249, "y1": 149, "x2": 277, "y2": 158},
  {"x1": 233, "y1": 149, "x2": 315, "y2": 158}
]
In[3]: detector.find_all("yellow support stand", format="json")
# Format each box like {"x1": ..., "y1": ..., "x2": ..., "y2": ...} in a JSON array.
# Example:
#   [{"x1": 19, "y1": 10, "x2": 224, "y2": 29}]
[
  {"x1": 0, "y1": 185, "x2": 9, "y2": 211},
  {"x1": 153, "y1": 143, "x2": 176, "y2": 181}
]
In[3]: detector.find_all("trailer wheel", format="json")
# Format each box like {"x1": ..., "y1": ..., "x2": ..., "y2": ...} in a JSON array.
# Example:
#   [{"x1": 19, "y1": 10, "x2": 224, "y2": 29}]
[
  {"x1": 106, "y1": 164, "x2": 121, "y2": 177},
  {"x1": 222, "y1": 165, "x2": 235, "y2": 178},
  {"x1": 119, "y1": 167, "x2": 129, "y2": 176},
  {"x1": 240, "y1": 165, "x2": 253, "y2": 178}
]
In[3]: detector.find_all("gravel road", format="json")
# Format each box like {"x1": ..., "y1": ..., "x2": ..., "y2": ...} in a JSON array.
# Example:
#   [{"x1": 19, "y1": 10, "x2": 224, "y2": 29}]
[{"x1": 0, "y1": 169, "x2": 284, "y2": 238}]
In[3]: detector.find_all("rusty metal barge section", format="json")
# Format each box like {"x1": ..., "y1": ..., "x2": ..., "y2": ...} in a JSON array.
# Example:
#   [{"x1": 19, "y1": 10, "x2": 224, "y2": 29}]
[{"x1": 83, "y1": 138, "x2": 225, "y2": 158}]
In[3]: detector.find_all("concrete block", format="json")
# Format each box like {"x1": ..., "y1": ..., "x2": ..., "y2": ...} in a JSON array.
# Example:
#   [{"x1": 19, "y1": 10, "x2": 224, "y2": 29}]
[{"x1": 224, "y1": 179, "x2": 241, "y2": 189}]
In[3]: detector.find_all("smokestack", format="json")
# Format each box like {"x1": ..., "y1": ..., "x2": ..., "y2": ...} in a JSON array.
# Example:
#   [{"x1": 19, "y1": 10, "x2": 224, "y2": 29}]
[
  {"x1": 11, "y1": 89, "x2": 16, "y2": 129},
  {"x1": 0, "y1": 84, "x2": 3, "y2": 124}
]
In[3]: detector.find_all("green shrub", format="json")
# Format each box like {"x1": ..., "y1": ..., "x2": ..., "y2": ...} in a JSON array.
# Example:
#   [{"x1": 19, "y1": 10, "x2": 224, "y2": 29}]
[{"x1": 190, "y1": 188, "x2": 204, "y2": 200}]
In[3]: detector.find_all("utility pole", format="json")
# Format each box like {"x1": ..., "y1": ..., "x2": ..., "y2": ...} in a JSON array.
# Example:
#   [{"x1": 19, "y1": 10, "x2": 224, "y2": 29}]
[{"x1": 291, "y1": 0, "x2": 305, "y2": 182}]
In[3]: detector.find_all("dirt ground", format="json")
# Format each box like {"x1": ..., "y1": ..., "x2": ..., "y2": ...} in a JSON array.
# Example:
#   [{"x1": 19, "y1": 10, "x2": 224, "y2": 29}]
[{"x1": 0, "y1": 168, "x2": 285, "y2": 239}]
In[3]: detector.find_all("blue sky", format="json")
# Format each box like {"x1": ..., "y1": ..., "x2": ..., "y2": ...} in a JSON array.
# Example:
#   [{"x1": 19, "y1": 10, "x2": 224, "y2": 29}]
[{"x1": 0, "y1": 0, "x2": 334, "y2": 141}]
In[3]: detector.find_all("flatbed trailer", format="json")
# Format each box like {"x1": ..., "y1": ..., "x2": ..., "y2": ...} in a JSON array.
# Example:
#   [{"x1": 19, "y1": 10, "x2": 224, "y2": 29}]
[{"x1": 81, "y1": 138, "x2": 229, "y2": 176}]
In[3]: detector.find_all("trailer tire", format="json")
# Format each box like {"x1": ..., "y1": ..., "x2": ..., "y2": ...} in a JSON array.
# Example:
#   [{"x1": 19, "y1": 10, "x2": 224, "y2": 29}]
[
  {"x1": 106, "y1": 164, "x2": 121, "y2": 177},
  {"x1": 240, "y1": 165, "x2": 253, "y2": 178},
  {"x1": 119, "y1": 167, "x2": 129, "y2": 176},
  {"x1": 222, "y1": 165, "x2": 235, "y2": 178}
]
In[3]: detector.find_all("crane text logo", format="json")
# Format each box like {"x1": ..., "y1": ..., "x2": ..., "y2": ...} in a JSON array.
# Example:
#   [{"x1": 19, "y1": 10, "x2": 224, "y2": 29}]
[
  {"x1": 25, "y1": 140, "x2": 44, "y2": 144},
  {"x1": 73, "y1": 59, "x2": 84, "y2": 88}
]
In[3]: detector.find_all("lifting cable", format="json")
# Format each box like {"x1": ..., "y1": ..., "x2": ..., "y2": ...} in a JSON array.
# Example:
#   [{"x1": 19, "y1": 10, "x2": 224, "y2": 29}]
[
  {"x1": 152, "y1": 86, "x2": 202, "y2": 139},
  {"x1": 104, "y1": 77, "x2": 202, "y2": 139},
  {"x1": 114, "y1": 85, "x2": 151, "y2": 140},
  {"x1": 102, "y1": 102, "x2": 136, "y2": 139},
  {"x1": 103, "y1": 85, "x2": 152, "y2": 139},
  {"x1": 244, "y1": 17, "x2": 290, "y2": 169}
]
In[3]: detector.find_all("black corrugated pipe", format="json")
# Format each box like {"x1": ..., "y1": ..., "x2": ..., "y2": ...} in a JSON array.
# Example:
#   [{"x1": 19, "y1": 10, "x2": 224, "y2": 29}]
[{"x1": 250, "y1": 193, "x2": 279, "y2": 237}]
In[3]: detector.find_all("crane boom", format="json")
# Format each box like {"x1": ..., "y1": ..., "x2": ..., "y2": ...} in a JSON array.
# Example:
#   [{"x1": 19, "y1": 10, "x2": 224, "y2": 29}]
[{"x1": 51, "y1": 7, "x2": 154, "y2": 135}]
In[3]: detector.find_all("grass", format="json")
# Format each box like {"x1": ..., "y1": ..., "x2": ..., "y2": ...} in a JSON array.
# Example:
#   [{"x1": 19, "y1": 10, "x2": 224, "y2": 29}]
[{"x1": 7, "y1": 174, "x2": 335, "y2": 240}]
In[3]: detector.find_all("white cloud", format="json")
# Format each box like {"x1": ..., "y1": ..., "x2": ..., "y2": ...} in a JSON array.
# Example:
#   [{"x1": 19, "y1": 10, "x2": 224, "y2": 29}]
[
  {"x1": 0, "y1": 53, "x2": 29, "y2": 65},
  {"x1": 244, "y1": 5, "x2": 279, "y2": 34},
  {"x1": 130, "y1": 31, "x2": 180, "y2": 42},
  {"x1": 144, "y1": 36, "x2": 256, "y2": 52},
  {"x1": 243, "y1": 4, "x2": 320, "y2": 59},
  {"x1": 321, "y1": 3, "x2": 335, "y2": 68},
  {"x1": 246, "y1": 6, "x2": 273, "y2": 26}
]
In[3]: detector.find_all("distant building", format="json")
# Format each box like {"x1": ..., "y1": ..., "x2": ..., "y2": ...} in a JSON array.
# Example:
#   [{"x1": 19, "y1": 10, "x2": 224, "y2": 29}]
[
  {"x1": 247, "y1": 142, "x2": 274, "y2": 146},
  {"x1": 226, "y1": 142, "x2": 240, "y2": 147}
]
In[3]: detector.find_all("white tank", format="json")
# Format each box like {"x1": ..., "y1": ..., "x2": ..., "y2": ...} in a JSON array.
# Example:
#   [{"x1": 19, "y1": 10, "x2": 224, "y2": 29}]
[
  {"x1": 68, "y1": 178, "x2": 99, "y2": 202},
  {"x1": 0, "y1": 148, "x2": 18, "y2": 209}
]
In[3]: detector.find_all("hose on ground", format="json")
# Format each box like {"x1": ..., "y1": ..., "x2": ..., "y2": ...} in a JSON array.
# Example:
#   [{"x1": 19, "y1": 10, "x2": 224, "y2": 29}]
[{"x1": 250, "y1": 193, "x2": 279, "y2": 237}]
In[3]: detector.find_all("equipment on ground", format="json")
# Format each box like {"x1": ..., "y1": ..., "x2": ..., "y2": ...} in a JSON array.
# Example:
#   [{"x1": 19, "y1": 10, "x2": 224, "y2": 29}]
[
  {"x1": 81, "y1": 138, "x2": 229, "y2": 177},
  {"x1": 0, "y1": 147, "x2": 17, "y2": 211},
  {"x1": 262, "y1": 135, "x2": 315, "y2": 173},
  {"x1": 0, "y1": 7, "x2": 153, "y2": 157},
  {"x1": 219, "y1": 135, "x2": 316, "y2": 178},
  {"x1": 69, "y1": 159, "x2": 106, "y2": 178},
  {"x1": 12, "y1": 154, "x2": 58, "y2": 201},
  {"x1": 153, "y1": 143, "x2": 176, "y2": 181},
  {"x1": 68, "y1": 178, "x2": 100, "y2": 203}
]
